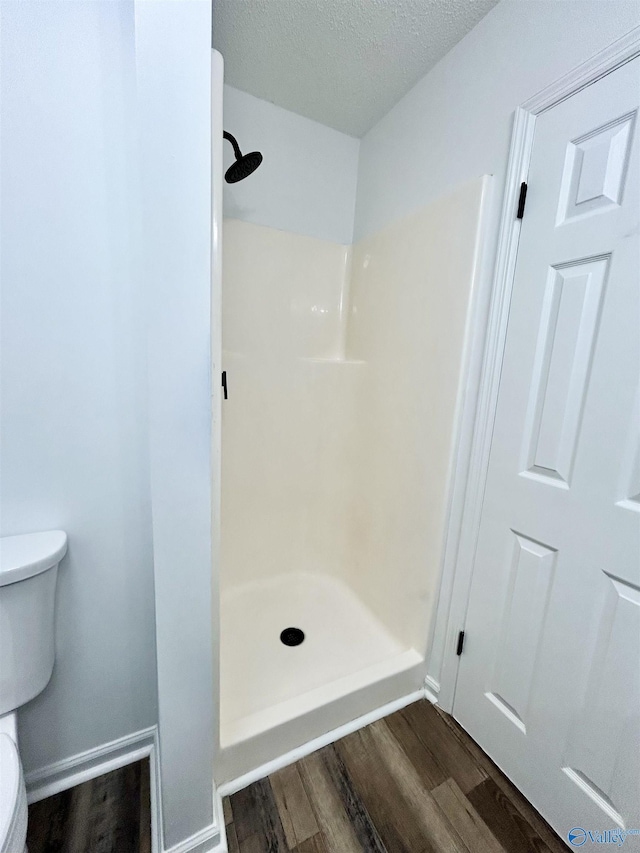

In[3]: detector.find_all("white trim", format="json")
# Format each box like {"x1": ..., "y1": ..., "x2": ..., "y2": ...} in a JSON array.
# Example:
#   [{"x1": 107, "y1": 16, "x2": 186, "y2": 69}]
[
  {"x1": 525, "y1": 25, "x2": 640, "y2": 114},
  {"x1": 151, "y1": 728, "x2": 220, "y2": 853},
  {"x1": 210, "y1": 41, "x2": 224, "y2": 781},
  {"x1": 217, "y1": 689, "x2": 426, "y2": 798},
  {"x1": 433, "y1": 107, "x2": 534, "y2": 713},
  {"x1": 163, "y1": 822, "x2": 222, "y2": 853},
  {"x1": 25, "y1": 725, "x2": 163, "y2": 853},
  {"x1": 424, "y1": 174, "x2": 494, "y2": 707},
  {"x1": 24, "y1": 724, "x2": 223, "y2": 853},
  {"x1": 25, "y1": 725, "x2": 157, "y2": 804},
  {"x1": 431, "y1": 26, "x2": 640, "y2": 714},
  {"x1": 213, "y1": 790, "x2": 229, "y2": 853},
  {"x1": 207, "y1": 46, "x2": 226, "y2": 853},
  {"x1": 150, "y1": 730, "x2": 163, "y2": 853},
  {"x1": 424, "y1": 674, "x2": 440, "y2": 704}
]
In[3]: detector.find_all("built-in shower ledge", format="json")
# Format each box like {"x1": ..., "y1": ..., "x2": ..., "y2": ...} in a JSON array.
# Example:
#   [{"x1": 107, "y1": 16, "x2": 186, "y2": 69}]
[
  {"x1": 220, "y1": 649, "x2": 424, "y2": 749},
  {"x1": 299, "y1": 356, "x2": 366, "y2": 365},
  {"x1": 221, "y1": 350, "x2": 365, "y2": 365}
]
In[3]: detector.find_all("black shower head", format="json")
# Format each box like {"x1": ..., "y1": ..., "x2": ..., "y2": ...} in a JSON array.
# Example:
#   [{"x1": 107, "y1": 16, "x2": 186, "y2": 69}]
[
  {"x1": 225, "y1": 150, "x2": 263, "y2": 183},
  {"x1": 223, "y1": 131, "x2": 263, "y2": 183}
]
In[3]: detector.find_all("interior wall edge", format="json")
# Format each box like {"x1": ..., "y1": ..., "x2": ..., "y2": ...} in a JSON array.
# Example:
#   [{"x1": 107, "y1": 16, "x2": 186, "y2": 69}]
[
  {"x1": 210, "y1": 42, "x2": 224, "y2": 828},
  {"x1": 135, "y1": 0, "x2": 216, "y2": 849},
  {"x1": 423, "y1": 172, "x2": 495, "y2": 705}
]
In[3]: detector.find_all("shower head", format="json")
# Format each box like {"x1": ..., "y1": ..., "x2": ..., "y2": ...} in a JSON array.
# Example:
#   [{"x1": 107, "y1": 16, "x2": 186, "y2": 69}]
[
  {"x1": 223, "y1": 131, "x2": 263, "y2": 183},
  {"x1": 225, "y1": 150, "x2": 263, "y2": 183}
]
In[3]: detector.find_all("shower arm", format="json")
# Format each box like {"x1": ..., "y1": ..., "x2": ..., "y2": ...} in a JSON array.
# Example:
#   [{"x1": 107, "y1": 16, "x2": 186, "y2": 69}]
[
  {"x1": 222, "y1": 130, "x2": 263, "y2": 183},
  {"x1": 223, "y1": 131, "x2": 243, "y2": 160}
]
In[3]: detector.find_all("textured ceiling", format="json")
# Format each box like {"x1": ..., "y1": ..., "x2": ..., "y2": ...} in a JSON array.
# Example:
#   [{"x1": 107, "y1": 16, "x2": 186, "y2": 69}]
[{"x1": 213, "y1": 0, "x2": 498, "y2": 138}]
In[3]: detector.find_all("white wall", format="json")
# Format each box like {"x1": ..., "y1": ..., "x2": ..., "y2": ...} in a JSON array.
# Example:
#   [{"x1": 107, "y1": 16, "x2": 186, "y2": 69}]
[
  {"x1": 135, "y1": 2, "x2": 217, "y2": 849},
  {"x1": 223, "y1": 85, "x2": 360, "y2": 244},
  {"x1": 1, "y1": 3, "x2": 218, "y2": 850},
  {"x1": 354, "y1": 0, "x2": 640, "y2": 240},
  {"x1": 0, "y1": 0, "x2": 158, "y2": 773}
]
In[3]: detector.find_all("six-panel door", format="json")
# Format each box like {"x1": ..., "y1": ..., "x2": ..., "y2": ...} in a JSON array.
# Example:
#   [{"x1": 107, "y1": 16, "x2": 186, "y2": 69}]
[{"x1": 454, "y1": 57, "x2": 640, "y2": 843}]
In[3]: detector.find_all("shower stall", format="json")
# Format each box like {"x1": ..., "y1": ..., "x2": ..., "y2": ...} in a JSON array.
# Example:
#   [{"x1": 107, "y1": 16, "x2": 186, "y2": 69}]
[{"x1": 214, "y1": 68, "x2": 489, "y2": 784}]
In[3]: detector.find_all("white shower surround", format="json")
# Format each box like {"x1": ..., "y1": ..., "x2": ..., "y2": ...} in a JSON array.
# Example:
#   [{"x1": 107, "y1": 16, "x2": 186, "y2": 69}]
[{"x1": 218, "y1": 176, "x2": 490, "y2": 782}]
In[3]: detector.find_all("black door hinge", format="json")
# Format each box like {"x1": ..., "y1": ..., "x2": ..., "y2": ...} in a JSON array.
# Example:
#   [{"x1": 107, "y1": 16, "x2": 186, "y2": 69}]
[
  {"x1": 516, "y1": 182, "x2": 528, "y2": 219},
  {"x1": 222, "y1": 371, "x2": 228, "y2": 400},
  {"x1": 456, "y1": 630, "x2": 465, "y2": 656}
]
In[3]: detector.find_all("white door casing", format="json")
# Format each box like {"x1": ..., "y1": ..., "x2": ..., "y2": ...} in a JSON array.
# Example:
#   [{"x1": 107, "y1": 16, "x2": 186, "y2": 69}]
[
  {"x1": 427, "y1": 27, "x2": 640, "y2": 715},
  {"x1": 452, "y1": 55, "x2": 639, "y2": 843}
]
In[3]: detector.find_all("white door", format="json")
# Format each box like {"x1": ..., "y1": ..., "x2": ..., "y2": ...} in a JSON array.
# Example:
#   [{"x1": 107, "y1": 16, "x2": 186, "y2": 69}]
[{"x1": 454, "y1": 58, "x2": 640, "y2": 845}]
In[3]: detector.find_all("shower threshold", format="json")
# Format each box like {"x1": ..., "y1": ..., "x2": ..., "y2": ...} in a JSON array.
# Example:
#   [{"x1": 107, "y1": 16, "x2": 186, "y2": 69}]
[{"x1": 218, "y1": 572, "x2": 424, "y2": 782}]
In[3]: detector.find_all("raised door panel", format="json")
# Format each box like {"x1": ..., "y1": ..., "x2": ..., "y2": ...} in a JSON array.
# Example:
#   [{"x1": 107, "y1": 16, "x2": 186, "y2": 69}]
[
  {"x1": 557, "y1": 111, "x2": 636, "y2": 224},
  {"x1": 520, "y1": 256, "x2": 609, "y2": 487},
  {"x1": 484, "y1": 531, "x2": 557, "y2": 735},
  {"x1": 561, "y1": 572, "x2": 640, "y2": 828}
]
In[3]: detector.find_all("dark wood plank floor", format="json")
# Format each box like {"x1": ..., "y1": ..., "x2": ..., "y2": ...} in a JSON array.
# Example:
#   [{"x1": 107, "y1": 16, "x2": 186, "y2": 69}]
[
  {"x1": 27, "y1": 758, "x2": 151, "y2": 853},
  {"x1": 26, "y1": 702, "x2": 566, "y2": 853},
  {"x1": 224, "y1": 701, "x2": 567, "y2": 853}
]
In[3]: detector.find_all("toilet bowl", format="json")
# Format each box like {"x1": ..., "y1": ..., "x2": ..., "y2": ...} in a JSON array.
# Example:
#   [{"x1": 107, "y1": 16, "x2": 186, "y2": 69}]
[
  {"x1": 0, "y1": 531, "x2": 67, "y2": 853},
  {"x1": 0, "y1": 719, "x2": 27, "y2": 853}
]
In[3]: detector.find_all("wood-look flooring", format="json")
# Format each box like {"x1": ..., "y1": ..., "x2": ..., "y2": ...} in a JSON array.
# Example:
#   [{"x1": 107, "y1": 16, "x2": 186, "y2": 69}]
[
  {"x1": 224, "y1": 701, "x2": 567, "y2": 853},
  {"x1": 26, "y1": 701, "x2": 566, "y2": 853},
  {"x1": 26, "y1": 758, "x2": 151, "y2": 853}
]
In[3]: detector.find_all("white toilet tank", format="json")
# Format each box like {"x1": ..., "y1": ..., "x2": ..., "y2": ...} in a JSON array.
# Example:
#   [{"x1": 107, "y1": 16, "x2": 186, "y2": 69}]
[{"x1": 0, "y1": 531, "x2": 67, "y2": 716}]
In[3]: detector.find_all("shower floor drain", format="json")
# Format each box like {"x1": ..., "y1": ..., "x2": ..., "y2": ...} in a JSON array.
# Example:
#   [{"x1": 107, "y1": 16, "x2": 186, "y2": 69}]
[{"x1": 280, "y1": 627, "x2": 305, "y2": 647}]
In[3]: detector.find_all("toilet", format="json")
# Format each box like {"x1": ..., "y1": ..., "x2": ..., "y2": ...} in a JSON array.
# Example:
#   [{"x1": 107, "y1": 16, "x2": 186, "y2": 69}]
[{"x1": 0, "y1": 531, "x2": 67, "y2": 853}]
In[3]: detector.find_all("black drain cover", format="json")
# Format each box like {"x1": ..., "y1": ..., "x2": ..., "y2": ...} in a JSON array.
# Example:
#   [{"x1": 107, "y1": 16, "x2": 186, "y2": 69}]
[{"x1": 280, "y1": 627, "x2": 305, "y2": 646}]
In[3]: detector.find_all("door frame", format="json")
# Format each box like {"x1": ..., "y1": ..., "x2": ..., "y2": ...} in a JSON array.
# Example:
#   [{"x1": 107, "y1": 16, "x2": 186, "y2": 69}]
[{"x1": 428, "y1": 24, "x2": 640, "y2": 714}]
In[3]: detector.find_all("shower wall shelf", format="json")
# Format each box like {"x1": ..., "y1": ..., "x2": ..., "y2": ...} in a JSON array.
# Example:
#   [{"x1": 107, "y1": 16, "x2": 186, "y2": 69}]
[{"x1": 299, "y1": 356, "x2": 366, "y2": 365}]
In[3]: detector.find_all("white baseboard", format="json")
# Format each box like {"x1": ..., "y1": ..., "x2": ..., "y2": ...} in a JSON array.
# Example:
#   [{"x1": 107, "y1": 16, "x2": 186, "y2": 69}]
[
  {"x1": 26, "y1": 725, "x2": 163, "y2": 851},
  {"x1": 424, "y1": 675, "x2": 440, "y2": 704},
  {"x1": 25, "y1": 725, "x2": 157, "y2": 805},
  {"x1": 159, "y1": 779, "x2": 223, "y2": 853},
  {"x1": 24, "y1": 686, "x2": 436, "y2": 853},
  {"x1": 164, "y1": 822, "x2": 222, "y2": 853},
  {"x1": 24, "y1": 725, "x2": 222, "y2": 853},
  {"x1": 213, "y1": 790, "x2": 229, "y2": 853},
  {"x1": 217, "y1": 687, "x2": 427, "y2": 798}
]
